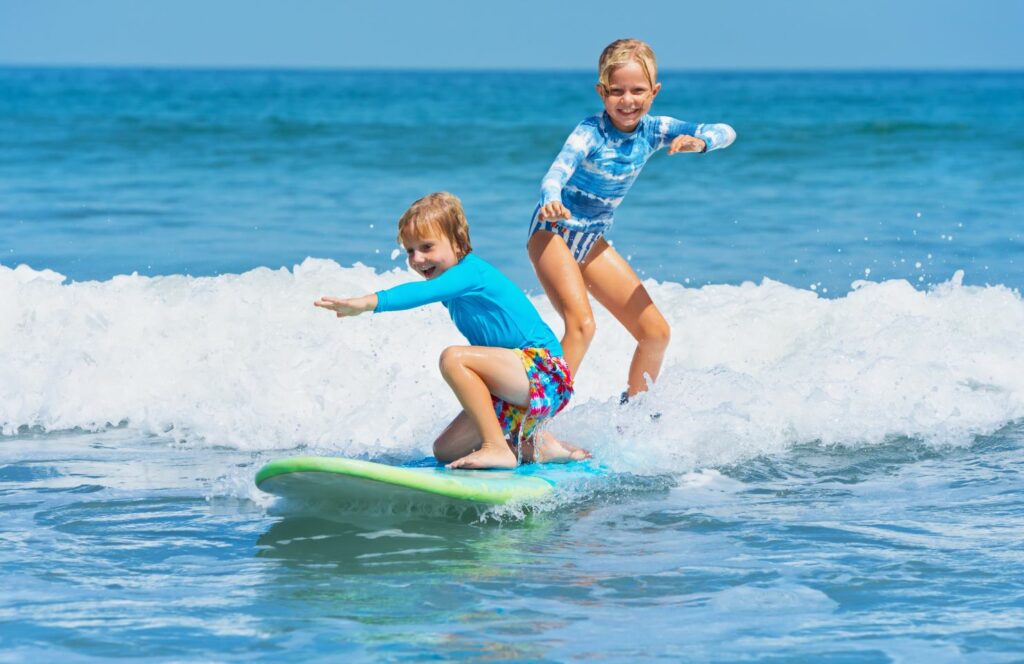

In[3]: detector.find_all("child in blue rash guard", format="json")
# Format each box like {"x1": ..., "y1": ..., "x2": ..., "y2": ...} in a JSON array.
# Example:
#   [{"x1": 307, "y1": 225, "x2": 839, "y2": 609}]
[
  {"x1": 527, "y1": 38, "x2": 736, "y2": 400},
  {"x1": 315, "y1": 192, "x2": 589, "y2": 470}
]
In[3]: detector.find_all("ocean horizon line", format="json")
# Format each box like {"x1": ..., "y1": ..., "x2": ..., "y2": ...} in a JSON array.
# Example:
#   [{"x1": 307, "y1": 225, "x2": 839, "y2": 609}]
[{"x1": 2, "y1": 62, "x2": 1023, "y2": 76}]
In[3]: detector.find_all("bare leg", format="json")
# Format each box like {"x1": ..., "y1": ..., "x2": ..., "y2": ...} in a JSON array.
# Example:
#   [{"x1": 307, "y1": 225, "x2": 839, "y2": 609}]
[
  {"x1": 528, "y1": 230, "x2": 595, "y2": 378},
  {"x1": 436, "y1": 415, "x2": 590, "y2": 466},
  {"x1": 582, "y1": 239, "x2": 671, "y2": 397},
  {"x1": 432, "y1": 410, "x2": 488, "y2": 464},
  {"x1": 438, "y1": 346, "x2": 530, "y2": 469}
]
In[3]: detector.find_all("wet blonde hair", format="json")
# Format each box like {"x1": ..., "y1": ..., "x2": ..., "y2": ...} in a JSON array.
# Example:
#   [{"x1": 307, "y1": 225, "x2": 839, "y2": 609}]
[
  {"x1": 598, "y1": 38, "x2": 658, "y2": 90},
  {"x1": 397, "y1": 191, "x2": 473, "y2": 258}
]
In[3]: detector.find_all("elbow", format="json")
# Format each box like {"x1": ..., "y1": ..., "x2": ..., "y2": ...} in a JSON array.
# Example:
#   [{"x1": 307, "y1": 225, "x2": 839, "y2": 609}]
[{"x1": 719, "y1": 124, "x2": 737, "y2": 149}]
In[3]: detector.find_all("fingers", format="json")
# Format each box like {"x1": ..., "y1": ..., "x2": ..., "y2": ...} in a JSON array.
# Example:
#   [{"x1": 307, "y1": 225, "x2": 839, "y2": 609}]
[
  {"x1": 314, "y1": 296, "x2": 340, "y2": 308},
  {"x1": 668, "y1": 136, "x2": 706, "y2": 155},
  {"x1": 539, "y1": 203, "x2": 571, "y2": 222},
  {"x1": 314, "y1": 296, "x2": 354, "y2": 316}
]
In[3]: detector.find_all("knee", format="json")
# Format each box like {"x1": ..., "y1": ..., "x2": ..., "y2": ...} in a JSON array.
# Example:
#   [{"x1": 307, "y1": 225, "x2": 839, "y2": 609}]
[
  {"x1": 438, "y1": 346, "x2": 466, "y2": 377},
  {"x1": 565, "y1": 311, "x2": 596, "y2": 344},
  {"x1": 640, "y1": 316, "x2": 671, "y2": 348},
  {"x1": 432, "y1": 437, "x2": 454, "y2": 462}
]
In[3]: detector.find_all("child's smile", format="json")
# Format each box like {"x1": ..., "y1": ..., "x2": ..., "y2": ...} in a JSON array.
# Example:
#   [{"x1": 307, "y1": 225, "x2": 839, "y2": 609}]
[
  {"x1": 406, "y1": 233, "x2": 459, "y2": 279},
  {"x1": 597, "y1": 61, "x2": 661, "y2": 133}
]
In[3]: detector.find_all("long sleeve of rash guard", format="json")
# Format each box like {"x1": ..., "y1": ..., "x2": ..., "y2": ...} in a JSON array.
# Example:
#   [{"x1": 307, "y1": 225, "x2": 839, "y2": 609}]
[{"x1": 374, "y1": 259, "x2": 475, "y2": 312}]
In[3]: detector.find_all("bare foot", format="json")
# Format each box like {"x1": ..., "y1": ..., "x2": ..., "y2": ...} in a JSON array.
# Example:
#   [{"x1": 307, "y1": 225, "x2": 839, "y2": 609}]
[
  {"x1": 446, "y1": 441, "x2": 518, "y2": 469},
  {"x1": 534, "y1": 431, "x2": 592, "y2": 464}
]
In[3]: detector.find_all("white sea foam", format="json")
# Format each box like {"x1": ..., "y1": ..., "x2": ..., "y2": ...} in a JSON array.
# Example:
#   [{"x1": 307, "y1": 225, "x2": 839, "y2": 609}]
[{"x1": 2, "y1": 261, "x2": 1023, "y2": 473}]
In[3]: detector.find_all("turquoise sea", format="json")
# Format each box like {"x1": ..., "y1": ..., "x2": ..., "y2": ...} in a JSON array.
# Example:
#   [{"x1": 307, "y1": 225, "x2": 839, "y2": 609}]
[{"x1": 2, "y1": 68, "x2": 1023, "y2": 661}]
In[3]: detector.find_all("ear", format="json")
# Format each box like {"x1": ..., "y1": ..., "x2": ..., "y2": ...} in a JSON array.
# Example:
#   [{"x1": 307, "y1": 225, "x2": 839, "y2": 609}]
[
  {"x1": 651, "y1": 82, "x2": 662, "y2": 99},
  {"x1": 595, "y1": 83, "x2": 606, "y2": 100}
]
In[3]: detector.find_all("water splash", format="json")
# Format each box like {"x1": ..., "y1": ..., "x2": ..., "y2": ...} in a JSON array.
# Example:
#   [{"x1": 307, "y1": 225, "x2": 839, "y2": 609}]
[{"x1": 3, "y1": 261, "x2": 1023, "y2": 476}]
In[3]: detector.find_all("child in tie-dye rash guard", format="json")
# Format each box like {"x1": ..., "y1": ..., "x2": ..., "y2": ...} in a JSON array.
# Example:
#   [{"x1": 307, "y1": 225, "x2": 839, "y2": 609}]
[{"x1": 527, "y1": 38, "x2": 736, "y2": 400}]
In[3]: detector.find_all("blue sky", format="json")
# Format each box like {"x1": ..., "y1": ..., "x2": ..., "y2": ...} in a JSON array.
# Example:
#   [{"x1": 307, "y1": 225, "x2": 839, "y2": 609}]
[{"x1": 1, "y1": 0, "x2": 1022, "y2": 70}]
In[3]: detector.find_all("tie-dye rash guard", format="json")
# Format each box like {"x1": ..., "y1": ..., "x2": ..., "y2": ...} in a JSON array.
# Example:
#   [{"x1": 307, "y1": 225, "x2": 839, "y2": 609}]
[{"x1": 536, "y1": 112, "x2": 736, "y2": 233}]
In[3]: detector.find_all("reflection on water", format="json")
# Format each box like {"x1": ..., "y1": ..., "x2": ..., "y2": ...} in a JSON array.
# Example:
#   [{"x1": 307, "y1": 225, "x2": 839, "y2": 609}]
[
  {"x1": 256, "y1": 512, "x2": 557, "y2": 572},
  {"x1": 3, "y1": 425, "x2": 1024, "y2": 659}
]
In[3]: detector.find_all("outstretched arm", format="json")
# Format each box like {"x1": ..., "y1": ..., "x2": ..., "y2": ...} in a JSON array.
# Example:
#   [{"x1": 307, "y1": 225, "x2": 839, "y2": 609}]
[
  {"x1": 314, "y1": 294, "x2": 378, "y2": 317},
  {"x1": 373, "y1": 260, "x2": 476, "y2": 312}
]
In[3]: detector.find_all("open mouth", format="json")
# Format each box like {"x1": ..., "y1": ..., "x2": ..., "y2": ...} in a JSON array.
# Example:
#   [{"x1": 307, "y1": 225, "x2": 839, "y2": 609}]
[{"x1": 420, "y1": 266, "x2": 437, "y2": 278}]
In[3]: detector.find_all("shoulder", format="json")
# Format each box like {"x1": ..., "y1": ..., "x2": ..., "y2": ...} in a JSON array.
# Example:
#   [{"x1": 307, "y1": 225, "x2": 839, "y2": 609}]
[
  {"x1": 464, "y1": 253, "x2": 500, "y2": 275},
  {"x1": 565, "y1": 115, "x2": 604, "y2": 150},
  {"x1": 570, "y1": 115, "x2": 604, "y2": 139},
  {"x1": 464, "y1": 254, "x2": 513, "y2": 285},
  {"x1": 580, "y1": 114, "x2": 603, "y2": 130},
  {"x1": 458, "y1": 253, "x2": 492, "y2": 278}
]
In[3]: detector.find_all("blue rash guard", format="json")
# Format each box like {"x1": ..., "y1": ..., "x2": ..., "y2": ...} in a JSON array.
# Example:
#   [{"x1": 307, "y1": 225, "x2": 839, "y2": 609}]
[
  {"x1": 374, "y1": 253, "x2": 563, "y2": 356},
  {"x1": 536, "y1": 112, "x2": 736, "y2": 233}
]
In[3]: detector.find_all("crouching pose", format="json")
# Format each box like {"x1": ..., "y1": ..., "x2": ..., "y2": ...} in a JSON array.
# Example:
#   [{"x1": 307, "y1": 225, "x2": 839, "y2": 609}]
[{"x1": 315, "y1": 192, "x2": 589, "y2": 469}]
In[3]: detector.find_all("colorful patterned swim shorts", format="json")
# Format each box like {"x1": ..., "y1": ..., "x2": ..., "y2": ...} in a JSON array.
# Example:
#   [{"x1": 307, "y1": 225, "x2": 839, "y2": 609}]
[{"x1": 493, "y1": 348, "x2": 574, "y2": 444}]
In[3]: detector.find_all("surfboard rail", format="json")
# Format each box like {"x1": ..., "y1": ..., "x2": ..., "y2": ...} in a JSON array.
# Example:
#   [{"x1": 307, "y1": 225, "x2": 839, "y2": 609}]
[{"x1": 255, "y1": 456, "x2": 555, "y2": 505}]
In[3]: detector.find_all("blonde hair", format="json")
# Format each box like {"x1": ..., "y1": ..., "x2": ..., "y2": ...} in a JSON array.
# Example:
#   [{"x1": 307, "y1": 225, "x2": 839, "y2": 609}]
[
  {"x1": 397, "y1": 192, "x2": 473, "y2": 258},
  {"x1": 598, "y1": 38, "x2": 658, "y2": 90}
]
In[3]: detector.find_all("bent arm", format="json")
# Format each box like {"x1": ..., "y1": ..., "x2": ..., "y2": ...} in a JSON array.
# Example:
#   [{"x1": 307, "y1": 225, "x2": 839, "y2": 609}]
[
  {"x1": 540, "y1": 123, "x2": 597, "y2": 205},
  {"x1": 655, "y1": 116, "x2": 737, "y2": 153}
]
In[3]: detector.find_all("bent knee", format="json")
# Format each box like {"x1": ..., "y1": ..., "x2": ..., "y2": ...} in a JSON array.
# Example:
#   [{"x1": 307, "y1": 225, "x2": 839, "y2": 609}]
[
  {"x1": 640, "y1": 317, "x2": 671, "y2": 346},
  {"x1": 432, "y1": 438, "x2": 455, "y2": 462},
  {"x1": 564, "y1": 311, "x2": 596, "y2": 343},
  {"x1": 437, "y1": 346, "x2": 467, "y2": 375}
]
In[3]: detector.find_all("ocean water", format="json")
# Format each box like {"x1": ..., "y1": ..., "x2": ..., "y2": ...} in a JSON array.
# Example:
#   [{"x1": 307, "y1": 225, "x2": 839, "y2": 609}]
[{"x1": 2, "y1": 67, "x2": 1023, "y2": 660}]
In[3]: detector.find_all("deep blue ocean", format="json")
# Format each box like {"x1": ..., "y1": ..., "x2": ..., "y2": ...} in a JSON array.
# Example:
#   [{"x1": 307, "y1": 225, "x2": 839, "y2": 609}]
[{"x1": 2, "y1": 67, "x2": 1023, "y2": 661}]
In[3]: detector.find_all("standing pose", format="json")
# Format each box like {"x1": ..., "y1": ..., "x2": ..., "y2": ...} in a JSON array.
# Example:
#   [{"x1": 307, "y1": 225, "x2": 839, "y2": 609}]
[{"x1": 529, "y1": 38, "x2": 736, "y2": 398}]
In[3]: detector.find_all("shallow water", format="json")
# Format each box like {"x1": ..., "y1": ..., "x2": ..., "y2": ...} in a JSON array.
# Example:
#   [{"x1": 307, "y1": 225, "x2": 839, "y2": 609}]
[
  {"x1": 2, "y1": 68, "x2": 1024, "y2": 660},
  {"x1": 2, "y1": 426, "x2": 1022, "y2": 660}
]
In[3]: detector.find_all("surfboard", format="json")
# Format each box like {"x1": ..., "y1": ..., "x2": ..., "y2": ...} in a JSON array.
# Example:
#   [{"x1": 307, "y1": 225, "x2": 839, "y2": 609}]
[{"x1": 255, "y1": 456, "x2": 574, "y2": 508}]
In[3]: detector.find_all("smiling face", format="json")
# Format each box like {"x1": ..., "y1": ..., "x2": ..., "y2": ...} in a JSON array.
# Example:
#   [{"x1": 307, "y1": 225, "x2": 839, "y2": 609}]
[
  {"x1": 395, "y1": 192, "x2": 473, "y2": 279},
  {"x1": 596, "y1": 61, "x2": 661, "y2": 133},
  {"x1": 405, "y1": 232, "x2": 460, "y2": 279}
]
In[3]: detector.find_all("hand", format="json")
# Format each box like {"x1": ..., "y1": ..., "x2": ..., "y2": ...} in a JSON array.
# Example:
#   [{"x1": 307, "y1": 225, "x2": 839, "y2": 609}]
[
  {"x1": 668, "y1": 135, "x2": 706, "y2": 154},
  {"x1": 538, "y1": 201, "x2": 571, "y2": 222},
  {"x1": 313, "y1": 294, "x2": 377, "y2": 318}
]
